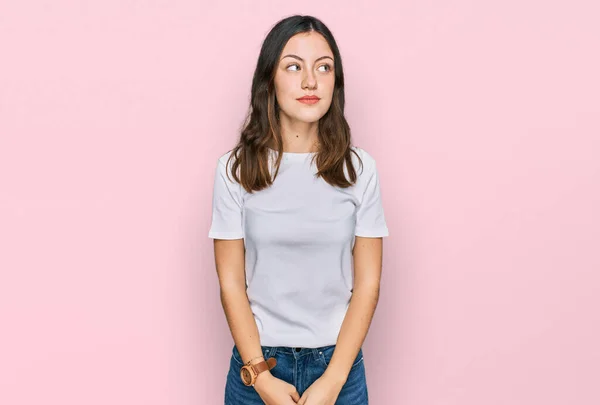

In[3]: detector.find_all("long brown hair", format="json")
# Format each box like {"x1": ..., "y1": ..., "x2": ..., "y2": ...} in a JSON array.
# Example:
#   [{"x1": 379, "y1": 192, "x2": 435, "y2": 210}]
[{"x1": 226, "y1": 15, "x2": 363, "y2": 193}]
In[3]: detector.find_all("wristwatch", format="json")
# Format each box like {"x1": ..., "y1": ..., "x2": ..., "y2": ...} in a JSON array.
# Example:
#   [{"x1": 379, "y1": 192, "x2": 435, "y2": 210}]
[{"x1": 240, "y1": 357, "x2": 277, "y2": 386}]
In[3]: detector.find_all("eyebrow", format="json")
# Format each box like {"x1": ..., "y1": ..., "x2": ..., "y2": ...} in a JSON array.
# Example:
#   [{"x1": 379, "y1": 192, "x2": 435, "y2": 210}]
[{"x1": 280, "y1": 54, "x2": 334, "y2": 63}]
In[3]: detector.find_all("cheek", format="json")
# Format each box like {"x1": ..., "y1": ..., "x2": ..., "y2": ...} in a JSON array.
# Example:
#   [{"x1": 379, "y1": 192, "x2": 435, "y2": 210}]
[
  {"x1": 323, "y1": 76, "x2": 335, "y2": 94},
  {"x1": 275, "y1": 76, "x2": 297, "y2": 98}
]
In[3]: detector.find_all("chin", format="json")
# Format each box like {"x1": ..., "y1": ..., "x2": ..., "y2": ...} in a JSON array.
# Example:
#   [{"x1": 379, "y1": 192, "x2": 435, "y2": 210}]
[{"x1": 294, "y1": 111, "x2": 326, "y2": 123}]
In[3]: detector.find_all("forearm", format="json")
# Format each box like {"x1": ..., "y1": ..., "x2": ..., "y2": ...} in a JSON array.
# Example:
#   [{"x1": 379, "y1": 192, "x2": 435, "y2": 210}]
[
  {"x1": 324, "y1": 283, "x2": 380, "y2": 383},
  {"x1": 220, "y1": 285, "x2": 267, "y2": 368}
]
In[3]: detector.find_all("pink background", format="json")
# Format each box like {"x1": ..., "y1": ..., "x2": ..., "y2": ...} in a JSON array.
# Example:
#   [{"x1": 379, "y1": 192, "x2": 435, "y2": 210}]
[{"x1": 1, "y1": 1, "x2": 599, "y2": 404}]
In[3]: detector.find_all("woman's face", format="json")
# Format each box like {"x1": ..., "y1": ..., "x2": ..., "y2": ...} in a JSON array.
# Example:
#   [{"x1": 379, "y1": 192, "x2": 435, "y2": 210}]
[{"x1": 274, "y1": 31, "x2": 335, "y2": 124}]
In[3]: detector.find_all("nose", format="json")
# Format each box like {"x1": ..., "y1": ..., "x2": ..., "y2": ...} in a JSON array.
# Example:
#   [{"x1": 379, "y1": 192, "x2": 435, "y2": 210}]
[{"x1": 302, "y1": 69, "x2": 317, "y2": 89}]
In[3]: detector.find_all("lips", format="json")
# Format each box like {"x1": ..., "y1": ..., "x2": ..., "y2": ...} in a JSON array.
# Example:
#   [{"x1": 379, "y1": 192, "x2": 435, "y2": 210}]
[{"x1": 297, "y1": 95, "x2": 320, "y2": 105}]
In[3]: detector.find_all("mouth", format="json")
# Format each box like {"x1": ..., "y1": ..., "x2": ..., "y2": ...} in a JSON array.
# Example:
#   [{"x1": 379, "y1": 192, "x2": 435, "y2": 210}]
[{"x1": 297, "y1": 96, "x2": 320, "y2": 105}]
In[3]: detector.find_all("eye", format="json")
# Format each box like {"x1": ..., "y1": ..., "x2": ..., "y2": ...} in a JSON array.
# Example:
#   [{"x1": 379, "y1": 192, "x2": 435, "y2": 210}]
[{"x1": 286, "y1": 63, "x2": 333, "y2": 72}]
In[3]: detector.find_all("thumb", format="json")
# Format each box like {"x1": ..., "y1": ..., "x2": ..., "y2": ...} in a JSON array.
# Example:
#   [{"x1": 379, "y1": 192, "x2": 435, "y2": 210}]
[
  {"x1": 290, "y1": 389, "x2": 301, "y2": 403},
  {"x1": 297, "y1": 393, "x2": 307, "y2": 404}
]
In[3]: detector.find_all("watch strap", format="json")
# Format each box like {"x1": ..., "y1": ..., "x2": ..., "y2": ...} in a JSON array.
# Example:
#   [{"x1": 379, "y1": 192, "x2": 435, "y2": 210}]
[
  {"x1": 252, "y1": 357, "x2": 277, "y2": 374},
  {"x1": 241, "y1": 357, "x2": 277, "y2": 386}
]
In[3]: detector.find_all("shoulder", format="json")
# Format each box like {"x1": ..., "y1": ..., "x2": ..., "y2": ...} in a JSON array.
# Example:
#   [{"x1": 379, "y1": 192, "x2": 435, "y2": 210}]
[
  {"x1": 350, "y1": 145, "x2": 377, "y2": 177},
  {"x1": 216, "y1": 149, "x2": 236, "y2": 167},
  {"x1": 213, "y1": 149, "x2": 242, "y2": 188},
  {"x1": 214, "y1": 149, "x2": 240, "y2": 179}
]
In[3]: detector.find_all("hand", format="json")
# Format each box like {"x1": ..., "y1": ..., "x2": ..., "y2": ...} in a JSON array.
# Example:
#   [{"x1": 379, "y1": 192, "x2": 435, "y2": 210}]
[
  {"x1": 297, "y1": 373, "x2": 345, "y2": 405},
  {"x1": 254, "y1": 371, "x2": 301, "y2": 405}
]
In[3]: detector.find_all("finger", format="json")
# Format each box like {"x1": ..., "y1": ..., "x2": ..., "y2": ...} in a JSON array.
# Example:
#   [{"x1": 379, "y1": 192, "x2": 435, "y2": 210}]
[{"x1": 290, "y1": 390, "x2": 301, "y2": 402}]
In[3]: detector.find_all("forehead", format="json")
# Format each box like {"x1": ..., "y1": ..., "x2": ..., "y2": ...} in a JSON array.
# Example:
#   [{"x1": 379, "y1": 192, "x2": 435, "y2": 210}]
[{"x1": 280, "y1": 31, "x2": 333, "y2": 59}]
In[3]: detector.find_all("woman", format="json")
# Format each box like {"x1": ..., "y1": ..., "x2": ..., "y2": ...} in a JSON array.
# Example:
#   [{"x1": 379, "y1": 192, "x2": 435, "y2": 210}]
[{"x1": 208, "y1": 15, "x2": 389, "y2": 405}]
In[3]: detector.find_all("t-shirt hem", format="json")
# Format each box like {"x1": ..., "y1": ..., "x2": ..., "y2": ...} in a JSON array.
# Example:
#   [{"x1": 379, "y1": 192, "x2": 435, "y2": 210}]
[
  {"x1": 259, "y1": 339, "x2": 338, "y2": 348},
  {"x1": 208, "y1": 230, "x2": 244, "y2": 239},
  {"x1": 355, "y1": 227, "x2": 389, "y2": 237}
]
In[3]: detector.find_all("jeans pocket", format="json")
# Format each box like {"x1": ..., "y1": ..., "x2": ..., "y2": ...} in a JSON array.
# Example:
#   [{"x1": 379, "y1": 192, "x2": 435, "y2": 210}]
[
  {"x1": 231, "y1": 345, "x2": 244, "y2": 366},
  {"x1": 319, "y1": 346, "x2": 364, "y2": 369}
]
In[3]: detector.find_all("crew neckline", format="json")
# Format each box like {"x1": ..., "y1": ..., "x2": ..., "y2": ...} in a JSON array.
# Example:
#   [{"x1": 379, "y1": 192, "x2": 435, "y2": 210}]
[{"x1": 267, "y1": 147, "x2": 318, "y2": 160}]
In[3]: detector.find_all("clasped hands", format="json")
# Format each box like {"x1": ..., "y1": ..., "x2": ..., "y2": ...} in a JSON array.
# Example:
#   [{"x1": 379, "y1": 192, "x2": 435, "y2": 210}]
[{"x1": 254, "y1": 370, "x2": 346, "y2": 405}]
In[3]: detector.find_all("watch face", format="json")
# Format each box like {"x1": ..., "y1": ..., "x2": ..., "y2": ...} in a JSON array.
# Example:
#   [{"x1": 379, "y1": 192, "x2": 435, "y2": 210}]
[{"x1": 240, "y1": 367, "x2": 252, "y2": 385}]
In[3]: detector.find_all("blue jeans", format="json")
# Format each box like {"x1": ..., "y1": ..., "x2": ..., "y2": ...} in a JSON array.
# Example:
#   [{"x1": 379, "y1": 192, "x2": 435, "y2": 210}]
[{"x1": 224, "y1": 344, "x2": 368, "y2": 404}]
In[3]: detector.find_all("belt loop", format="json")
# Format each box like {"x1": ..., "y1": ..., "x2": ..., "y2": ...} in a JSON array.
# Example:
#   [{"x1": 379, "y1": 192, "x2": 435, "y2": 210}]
[{"x1": 312, "y1": 347, "x2": 319, "y2": 361}]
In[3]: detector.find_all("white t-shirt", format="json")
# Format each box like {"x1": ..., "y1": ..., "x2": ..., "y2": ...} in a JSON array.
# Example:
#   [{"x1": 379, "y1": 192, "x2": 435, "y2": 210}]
[{"x1": 208, "y1": 146, "x2": 389, "y2": 348}]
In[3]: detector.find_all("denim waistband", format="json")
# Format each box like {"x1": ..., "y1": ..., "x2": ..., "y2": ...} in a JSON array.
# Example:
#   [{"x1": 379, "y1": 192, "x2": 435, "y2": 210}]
[{"x1": 261, "y1": 344, "x2": 335, "y2": 358}]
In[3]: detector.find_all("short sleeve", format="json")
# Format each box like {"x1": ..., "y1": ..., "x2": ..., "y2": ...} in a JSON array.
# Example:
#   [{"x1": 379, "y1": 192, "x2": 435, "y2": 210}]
[
  {"x1": 208, "y1": 156, "x2": 244, "y2": 239},
  {"x1": 355, "y1": 156, "x2": 389, "y2": 238}
]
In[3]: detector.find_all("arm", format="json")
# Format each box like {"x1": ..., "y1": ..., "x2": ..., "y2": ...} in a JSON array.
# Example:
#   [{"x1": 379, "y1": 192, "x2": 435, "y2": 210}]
[
  {"x1": 214, "y1": 238, "x2": 300, "y2": 404},
  {"x1": 213, "y1": 238, "x2": 266, "y2": 369},
  {"x1": 323, "y1": 235, "x2": 383, "y2": 384}
]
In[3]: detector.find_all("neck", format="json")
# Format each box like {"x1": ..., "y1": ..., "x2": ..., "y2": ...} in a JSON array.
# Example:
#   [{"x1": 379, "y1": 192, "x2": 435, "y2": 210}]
[{"x1": 278, "y1": 114, "x2": 320, "y2": 153}]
